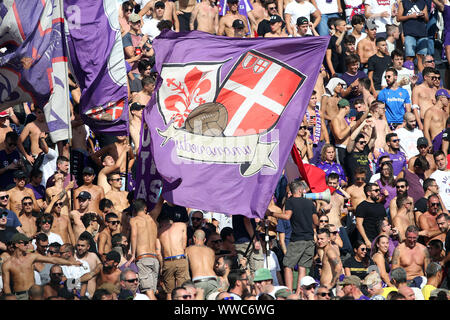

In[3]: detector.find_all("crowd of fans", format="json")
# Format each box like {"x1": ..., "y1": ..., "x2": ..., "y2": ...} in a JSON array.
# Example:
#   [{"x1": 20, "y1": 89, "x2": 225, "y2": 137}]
[{"x1": 0, "y1": 0, "x2": 449, "y2": 301}]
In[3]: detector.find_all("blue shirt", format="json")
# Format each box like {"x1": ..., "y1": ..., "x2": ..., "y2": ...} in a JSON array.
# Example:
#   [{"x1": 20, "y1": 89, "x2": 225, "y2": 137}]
[
  {"x1": 317, "y1": 161, "x2": 347, "y2": 184},
  {"x1": 276, "y1": 219, "x2": 292, "y2": 246},
  {"x1": 2, "y1": 209, "x2": 21, "y2": 229},
  {"x1": 378, "y1": 87, "x2": 411, "y2": 124}
]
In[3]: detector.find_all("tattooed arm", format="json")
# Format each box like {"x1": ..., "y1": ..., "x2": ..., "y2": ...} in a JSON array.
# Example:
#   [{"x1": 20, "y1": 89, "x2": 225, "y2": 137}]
[
  {"x1": 329, "y1": 249, "x2": 343, "y2": 288},
  {"x1": 391, "y1": 246, "x2": 401, "y2": 270},
  {"x1": 423, "y1": 246, "x2": 431, "y2": 275}
]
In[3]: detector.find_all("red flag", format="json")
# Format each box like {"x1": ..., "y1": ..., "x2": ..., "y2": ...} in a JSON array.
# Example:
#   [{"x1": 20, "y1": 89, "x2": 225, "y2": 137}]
[{"x1": 290, "y1": 145, "x2": 335, "y2": 193}]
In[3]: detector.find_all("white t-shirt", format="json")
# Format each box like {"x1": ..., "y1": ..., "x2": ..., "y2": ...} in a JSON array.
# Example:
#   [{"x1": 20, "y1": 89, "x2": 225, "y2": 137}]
[
  {"x1": 315, "y1": 0, "x2": 339, "y2": 14},
  {"x1": 284, "y1": 1, "x2": 316, "y2": 35},
  {"x1": 134, "y1": 293, "x2": 151, "y2": 300},
  {"x1": 262, "y1": 251, "x2": 282, "y2": 286},
  {"x1": 430, "y1": 169, "x2": 450, "y2": 210},
  {"x1": 202, "y1": 212, "x2": 233, "y2": 231},
  {"x1": 32, "y1": 232, "x2": 64, "y2": 250},
  {"x1": 394, "y1": 127, "x2": 423, "y2": 160},
  {"x1": 40, "y1": 148, "x2": 58, "y2": 187},
  {"x1": 354, "y1": 32, "x2": 367, "y2": 48},
  {"x1": 61, "y1": 258, "x2": 90, "y2": 280},
  {"x1": 364, "y1": 0, "x2": 395, "y2": 33},
  {"x1": 381, "y1": 67, "x2": 415, "y2": 97}
]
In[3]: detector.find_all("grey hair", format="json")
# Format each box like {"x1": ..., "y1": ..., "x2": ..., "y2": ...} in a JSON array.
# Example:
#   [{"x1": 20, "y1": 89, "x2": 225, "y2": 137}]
[
  {"x1": 390, "y1": 267, "x2": 407, "y2": 284},
  {"x1": 426, "y1": 262, "x2": 442, "y2": 278},
  {"x1": 120, "y1": 268, "x2": 137, "y2": 281}
]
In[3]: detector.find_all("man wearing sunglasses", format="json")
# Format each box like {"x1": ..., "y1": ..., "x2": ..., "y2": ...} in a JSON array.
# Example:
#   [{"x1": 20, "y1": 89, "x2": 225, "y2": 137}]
[
  {"x1": 355, "y1": 183, "x2": 387, "y2": 249},
  {"x1": 18, "y1": 197, "x2": 37, "y2": 239},
  {"x1": 0, "y1": 131, "x2": 24, "y2": 190},
  {"x1": 0, "y1": 210, "x2": 18, "y2": 252},
  {"x1": 74, "y1": 167, "x2": 105, "y2": 217},
  {"x1": 119, "y1": 268, "x2": 150, "y2": 300},
  {"x1": 2, "y1": 233, "x2": 83, "y2": 300},
  {"x1": 418, "y1": 194, "x2": 446, "y2": 245},
  {"x1": 105, "y1": 172, "x2": 130, "y2": 215},
  {"x1": 45, "y1": 190, "x2": 75, "y2": 246},
  {"x1": 34, "y1": 214, "x2": 63, "y2": 248},
  {"x1": 98, "y1": 212, "x2": 121, "y2": 261},
  {"x1": 411, "y1": 67, "x2": 440, "y2": 129},
  {"x1": 378, "y1": 133, "x2": 407, "y2": 177},
  {"x1": 0, "y1": 189, "x2": 24, "y2": 234},
  {"x1": 7, "y1": 170, "x2": 40, "y2": 217}
]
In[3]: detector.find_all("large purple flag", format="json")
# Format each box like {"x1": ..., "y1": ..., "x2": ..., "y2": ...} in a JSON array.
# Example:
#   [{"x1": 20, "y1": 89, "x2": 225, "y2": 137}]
[
  {"x1": 138, "y1": 31, "x2": 329, "y2": 218},
  {"x1": 0, "y1": 0, "x2": 70, "y2": 141},
  {"x1": 64, "y1": 0, "x2": 129, "y2": 136}
]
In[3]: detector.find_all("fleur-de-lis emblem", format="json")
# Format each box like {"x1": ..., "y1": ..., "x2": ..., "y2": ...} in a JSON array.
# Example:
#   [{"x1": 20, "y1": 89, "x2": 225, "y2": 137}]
[{"x1": 164, "y1": 67, "x2": 212, "y2": 127}]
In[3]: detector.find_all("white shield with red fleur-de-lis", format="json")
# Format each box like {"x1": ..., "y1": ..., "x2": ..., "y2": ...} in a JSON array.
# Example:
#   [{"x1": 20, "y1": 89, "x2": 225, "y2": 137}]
[{"x1": 157, "y1": 62, "x2": 224, "y2": 128}]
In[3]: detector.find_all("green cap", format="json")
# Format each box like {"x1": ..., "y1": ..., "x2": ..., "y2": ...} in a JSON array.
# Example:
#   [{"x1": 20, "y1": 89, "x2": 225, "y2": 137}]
[
  {"x1": 275, "y1": 288, "x2": 292, "y2": 298},
  {"x1": 338, "y1": 98, "x2": 350, "y2": 108},
  {"x1": 253, "y1": 268, "x2": 273, "y2": 282},
  {"x1": 10, "y1": 233, "x2": 31, "y2": 244}
]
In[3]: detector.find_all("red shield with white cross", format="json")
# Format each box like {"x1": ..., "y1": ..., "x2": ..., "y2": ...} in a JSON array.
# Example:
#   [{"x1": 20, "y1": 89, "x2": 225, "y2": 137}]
[{"x1": 215, "y1": 50, "x2": 305, "y2": 137}]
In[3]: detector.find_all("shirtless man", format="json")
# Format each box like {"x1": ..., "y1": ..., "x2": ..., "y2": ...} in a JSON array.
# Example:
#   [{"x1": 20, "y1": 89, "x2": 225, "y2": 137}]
[
  {"x1": 74, "y1": 167, "x2": 105, "y2": 215},
  {"x1": 91, "y1": 136, "x2": 134, "y2": 180},
  {"x1": 98, "y1": 151, "x2": 129, "y2": 195},
  {"x1": 45, "y1": 173, "x2": 74, "y2": 218},
  {"x1": 129, "y1": 199, "x2": 161, "y2": 299},
  {"x1": 45, "y1": 192, "x2": 75, "y2": 245},
  {"x1": 317, "y1": 228, "x2": 343, "y2": 289},
  {"x1": 158, "y1": 213, "x2": 190, "y2": 299},
  {"x1": 98, "y1": 212, "x2": 121, "y2": 261},
  {"x1": 345, "y1": 168, "x2": 367, "y2": 213},
  {"x1": 412, "y1": 67, "x2": 439, "y2": 128},
  {"x1": 71, "y1": 109, "x2": 89, "y2": 187},
  {"x1": 18, "y1": 197, "x2": 37, "y2": 238},
  {"x1": 17, "y1": 107, "x2": 48, "y2": 167},
  {"x1": 129, "y1": 103, "x2": 144, "y2": 154},
  {"x1": 0, "y1": 111, "x2": 12, "y2": 151},
  {"x1": 75, "y1": 237, "x2": 101, "y2": 298},
  {"x1": 418, "y1": 195, "x2": 445, "y2": 244},
  {"x1": 190, "y1": 0, "x2": 219, "y2": 34},
  {"x1": 131, "y1": 76, "x2": 154, "y2": 107},
  {"x1": 407, "y1": 138, "x2": 436, "y2": 178},
  {"x1": 389, "y1": 179, "x2": 414, "y2": 222},
  {"x1": 392, "y1": 196, "x2": 416, "y2": 242},
  {"x1": 391, "y1": 225, "x2": 430, "y2": 281},
  {"x1": 356, "y1": 19, "x2": 377, "y2": 68},
  {"x1": 177, "y1": 0, "x2": 197, "y2": 31},
  {"x1": 250, "y1": 0, "x2": 266, "y2": 28},
  {"x1": 370, "y1": 101, "x2": 390, "y2": 158},
  {"x1": 423, "y1": 91, "x2": 447, "y2": 148},
  {"x1": 186, "y1": 229, "x2": 220, "y2": 299},
  {"x1": 105, "y1": 172, "x2": 129, "y2": 214},
  {"x1": 218, "y1": 0, "x2": 249, "y2": 37},
  {"x1": 140, "y1": 0, "x2": 180, "y2": 31},
  {"x1": 321, "y1": 78, "x2": 346, "y2": 121},
  {"x1": 1, "y1": 233, "x2": 81, "y2": 300},
  {"x1": 82, "y1": 250, "x2": 122, "y2": 289},
  {"x1": 70, "y1": 192, "x2": 92, "y2": 241},
  {"x1": 7, "y1": 171, "x2": 39, "y2": 216}
]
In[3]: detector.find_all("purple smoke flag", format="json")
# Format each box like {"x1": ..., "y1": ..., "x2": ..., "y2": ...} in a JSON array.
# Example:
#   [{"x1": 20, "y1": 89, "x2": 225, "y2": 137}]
[
  {"x1": 0, "y1": 0, "x2": 70, "y2": 141},
  {"x1": 137, "y1": 31, "x2": 329, "y2": 218},
  {"x1": 64, "y1": 0, "x2": 129, "y2": 136}
]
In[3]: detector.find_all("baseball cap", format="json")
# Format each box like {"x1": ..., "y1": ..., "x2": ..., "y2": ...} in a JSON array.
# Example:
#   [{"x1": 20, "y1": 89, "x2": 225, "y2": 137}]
[
  {"x1": 430, "y1": 288, "x2": 449, "y2": 298},
  {"x1": 269, "y1": 15, "x2": 282, "y2": 24},
  {"x1": 300, "y1": 276, "x2": 316, "y2": 287},
  {"x1": 253, "y1": 268, "x2": 273, "y2": 282},
  {"x1": 0, "y1": 111, "x2": 8, "y2": 117},
  {"x1": 232, "y1": 19, "x2": 244, "y2": 29},
  {"x1": 366, "y1": 19, "x2": 377, "y2": 30},
  {"x1": 296, "y1": 16, "x2": 308, "y2": 25},
  {"x1": 338, "y1": 98, "x2": 350, "y2": 108},
  {"x1": 417, "y1": 137, "x2": 429, "y2": 147},
  {"x1": 338, "y1": 275, "x2": 361, "y2": 287},
  {"x1": 11, "y1": 233, "x2": 31, "y2": 244},
  {"x1": 13, "y1": 170, "x2": 27, "y2": 180},
  {"x1": 82, "y1": 167, "x2": 95, "y2": 175},
  {"x1": 275, "y1": 288, "x2": 292, "y2": 298},
  {"x1": 128, "y1": 13, "x2": 141, "y2": 23},
  {"x1": 154, "y1": 1, "x2": 165, "y2": 9},
  {"x1": 436, "y1": 89, "x2": 450, "y2": 98},
  {"x1": 362, "y1": 273, "x2": 381, "y2": 287},
  {"x1": 76, "y1": 191, "x2": 92, "y2": 201}
]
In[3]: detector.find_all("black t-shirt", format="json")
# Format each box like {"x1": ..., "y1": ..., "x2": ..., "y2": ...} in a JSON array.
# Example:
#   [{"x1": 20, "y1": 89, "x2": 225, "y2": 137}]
[
  {"x1": 285, "y1": 197, "x2": 315, "y2": 241},
  {"x1": 355, "y1": 200, "x2": 387, "y2": 242},
  {"x1": 343, "y1": 255, "x2": 374, "y2": 280},
  {"x1": 368, "y1": 54, "x2": 392, "y2": 90},
  {"x1": 159, "y1": 203, "x2": 188, "y2": 223},
  {"x1": 327, "y1": 35, "x2": 344, "y2": 74},
  {"x1": 232, "y1": 215, "x2": 256, "y2": 244},
  {"x1": 401, "y1": 0, "x2": 427, "y2": 37},
  {"x1": 345, "y1": 145, "x2": 372, "y2": 185},
  {"x1": 0, "y1": 150, "x2": 21, "y2": 189},
  {"x1": 257, "y1": 19, "x2": 271, "y2": 37},
  {"x1": 414, "y1": 197, "x2": 428, "y2": 214},
  {"x1": 442, "y1": 128, "x2": 450, "y2": 154}
]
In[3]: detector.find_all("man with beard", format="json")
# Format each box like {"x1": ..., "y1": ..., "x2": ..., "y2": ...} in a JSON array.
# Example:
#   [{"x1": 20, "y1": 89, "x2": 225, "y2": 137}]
[
  {"x1": 59, "y1": 243, "x2": 90, "y2": 296},
  {"x1": 436, "y1": 214, "x2": 450, "y2": 287},
  {"x1": 227, "y1": 269, "x2": 250, "y2": 300},
  {"x1": 42, "y1": 265, "x2": 66, "y2": 299},
  {"x1": 82, "y1": 250, "x2": 122, "y2": 289},
  {"x1": 389, "y1": 179, "x2": 415, "y2": 222},
  {"x1": 408, "y1": 137, "x2": 436, "y2": 178},
  {"x1": 395, "y1": 113, "x2": 425, "y2": 161},
  {"x1": 158, "y1": 211, "x2": 190, "y2": 300},
  {"x1": 392, "y1": 196, "x2": 416, "y2": 243},
  {"x1": 79, "y1": 213, "x2": 100, "y2": 255},
  {"x1": 378, "y1": 68, "x2": 412, "y2": 130},
  {"x1": 430, "y1": 151, "x2": 450, "y2": 210},
  {"x1": 391, "y1": 225, "x2": 430, "y2": 281},
  {"x1": 419, "y1": 195, "x2": 446, "y2": 245},
  {"x1": 75, "y1": 238, "x2": 101, "y2": 298},
  {"x1": 355, "y1": 183, "x2": 387, "y2": 249},
  {"x1": 214, "y1": 255, "x2": 236, "y2": 291},
  {"x1": 317, "y1": 228, "x2": 343, "y2": 290},
  {"x1": 397, "y1": 156, "x2": 427, "y2": 205}
]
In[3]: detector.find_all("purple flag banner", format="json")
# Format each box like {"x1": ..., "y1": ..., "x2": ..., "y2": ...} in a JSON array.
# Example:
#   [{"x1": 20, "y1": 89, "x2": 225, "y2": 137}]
[
  {"x1": 0, "y1": 0, "x2": 70, "y2": 141},
  {"x1": 139, "y1": 31, "x2": 329, "y2": 218},
  {"x1": 64, "y1": 0, "x2": 129, "y2": 136}
]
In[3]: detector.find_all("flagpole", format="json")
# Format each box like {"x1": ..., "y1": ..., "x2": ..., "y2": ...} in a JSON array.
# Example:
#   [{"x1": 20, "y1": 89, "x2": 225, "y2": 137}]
[{"x1": 59, "y1": 0, "x2": 74, "y2": 210}]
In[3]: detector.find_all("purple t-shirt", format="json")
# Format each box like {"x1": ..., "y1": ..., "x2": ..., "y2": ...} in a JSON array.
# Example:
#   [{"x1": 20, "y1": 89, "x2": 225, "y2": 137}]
[
  {"x1": 340, "y1": 70, "x2": 367, "y2": 103},
  {"x1": 317, "y1": 161, "x2": 347, "y2": 183},
  {"x1": 376, "y1": 180, "x2": 396, "y2": 210},
  {"x1": 378, "y1": 151, "x2": 407, "y2": 176},
  {"x1": 25, "y1": 183, "x2": 45, "y2": 200}
]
